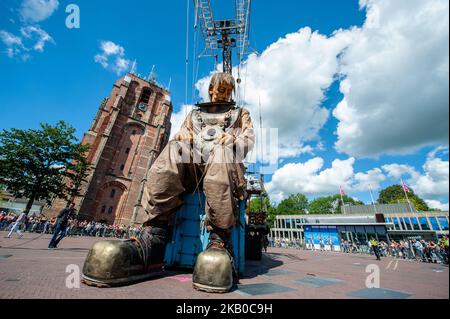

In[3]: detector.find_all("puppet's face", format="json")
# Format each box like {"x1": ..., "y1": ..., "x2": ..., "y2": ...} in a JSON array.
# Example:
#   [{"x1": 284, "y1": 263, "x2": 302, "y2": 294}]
[{"x1": 209, "y1": 81, "x2": 234, "y2": 102}]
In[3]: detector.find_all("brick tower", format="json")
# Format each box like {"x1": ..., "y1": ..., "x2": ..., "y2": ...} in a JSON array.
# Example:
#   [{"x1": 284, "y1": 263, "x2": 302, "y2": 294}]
[{"x1": 45, "y1": 73, "x2": 172, "y2": 226}]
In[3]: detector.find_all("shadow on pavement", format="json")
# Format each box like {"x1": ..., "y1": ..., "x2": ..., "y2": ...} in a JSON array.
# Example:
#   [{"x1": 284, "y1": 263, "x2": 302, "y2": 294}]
[{"x1": 242, "y1": 253, "x2": 284, "y2": 279}]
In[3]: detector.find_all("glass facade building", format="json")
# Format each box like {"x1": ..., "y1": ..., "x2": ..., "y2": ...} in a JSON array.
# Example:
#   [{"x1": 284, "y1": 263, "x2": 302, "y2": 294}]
[{"x1": 270, "y1": 210, "x2": 449, "y2": 247}]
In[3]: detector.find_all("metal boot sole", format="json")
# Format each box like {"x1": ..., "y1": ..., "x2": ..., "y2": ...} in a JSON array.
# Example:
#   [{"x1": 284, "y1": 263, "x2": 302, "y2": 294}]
[
  {"x1": 81, "y1": 267, "x2": 164, "y2": 288},
  {"x1": 81, "y1": 238, "x2": 167, "y2": 288},
  {"x1": 192, "y1": 281, "x2": 232, "y2": 293}
]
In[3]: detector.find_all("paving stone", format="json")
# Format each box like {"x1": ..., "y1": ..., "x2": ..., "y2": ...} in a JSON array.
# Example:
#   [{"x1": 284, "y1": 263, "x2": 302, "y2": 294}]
[
  {"x1": 236, "y1": 283, "x2": 297, "y2": 296},
  {"x1": 263, "y1": 269, "x2": 297, "y2": 276},
  {"x1": 0, "y1": 231, "x2": 447, "y2": 299},
  {"x1": 348, "y1": 288, "x2": 412, "y2": 299},
  {"x1": 0, "y1": 254, "x2": 13, "y2": 260},
  {"x1": 292, "y1": 276, "x2": 343, "y2": 288}
]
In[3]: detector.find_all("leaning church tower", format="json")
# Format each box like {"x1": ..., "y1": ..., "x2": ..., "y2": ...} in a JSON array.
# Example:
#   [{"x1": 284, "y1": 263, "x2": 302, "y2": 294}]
[{"x1": 45, "y1": 73, "x2": 172, "y2": 226}]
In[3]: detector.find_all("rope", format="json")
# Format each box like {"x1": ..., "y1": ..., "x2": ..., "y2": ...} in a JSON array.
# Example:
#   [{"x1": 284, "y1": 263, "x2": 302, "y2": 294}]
[
  {"x1": 1, "y1": 211, "x2": 53, "y2": 249},
  {"x1": 193, "y1": 163, "x2": 204, "y2": 211},
  {"x1": 185, "y1": 0, "x2": 190, "y2": 106},
  {"x1": 1, "y1": 231, "x2": 48, "y2": 249},
  {"x1": 191, "y1": 19, "x2": 200, "y2": 104},
  {"x1": 132, "y1": 233, "x2": 150, "y2": 269}
]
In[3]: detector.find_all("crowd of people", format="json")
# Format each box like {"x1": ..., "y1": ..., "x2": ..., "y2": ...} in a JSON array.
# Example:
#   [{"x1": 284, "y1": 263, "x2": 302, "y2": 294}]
[
  {"x1": 0, "y1": 211, "x2": 143, "y2": 239},
  {"x1": 267, "y1": 234, "x2": 449, "y2": 264},
  {"x1": 336, "y1": 237, "x2": 449, "y2": 264},
  {"x1": 269, "y1": 238, "x2": 303, "y2": 249},
  {"x1": 2, "y1": 210, "x2": 449, "y2": 265}
]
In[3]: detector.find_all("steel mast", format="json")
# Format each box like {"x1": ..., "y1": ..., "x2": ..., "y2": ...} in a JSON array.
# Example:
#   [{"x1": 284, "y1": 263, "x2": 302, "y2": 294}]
[{"x1": 195, "y1": 0, "x2": 252, "y2": 74}]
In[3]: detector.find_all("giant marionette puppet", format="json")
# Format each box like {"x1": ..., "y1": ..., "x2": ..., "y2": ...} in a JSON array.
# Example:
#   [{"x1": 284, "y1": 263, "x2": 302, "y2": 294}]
[{"x1": 82, "y1": 72, "x2": 255, "y2": 293}]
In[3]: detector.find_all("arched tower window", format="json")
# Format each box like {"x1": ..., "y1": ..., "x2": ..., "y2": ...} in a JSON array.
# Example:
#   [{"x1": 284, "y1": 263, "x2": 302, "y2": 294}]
[
  {"x1": 137, "y1": 88, "x2": 152, "y2": 112},
  {"x1": 139, "y1": 88, "x2": 152, "y2": 104}
]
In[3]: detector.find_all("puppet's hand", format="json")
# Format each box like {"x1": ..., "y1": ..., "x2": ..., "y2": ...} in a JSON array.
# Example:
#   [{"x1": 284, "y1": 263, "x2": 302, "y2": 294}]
[
  {"x1": 175, "y1": 132, "x2": 193, "y2": 144},
  {"x1": 218, "y1": 133, "x2": 235, "y2": 146}
]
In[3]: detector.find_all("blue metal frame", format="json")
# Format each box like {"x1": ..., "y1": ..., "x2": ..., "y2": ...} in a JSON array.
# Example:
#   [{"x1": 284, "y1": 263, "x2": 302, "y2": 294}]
[{"x1": 164, "y1": 193, "x2": 246, "y2": 274}]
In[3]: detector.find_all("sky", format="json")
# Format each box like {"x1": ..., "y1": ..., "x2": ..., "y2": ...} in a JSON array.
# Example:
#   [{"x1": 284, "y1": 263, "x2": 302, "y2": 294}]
[{"x1": 0, "y1": 0, "x2": 449, "y2": 210}]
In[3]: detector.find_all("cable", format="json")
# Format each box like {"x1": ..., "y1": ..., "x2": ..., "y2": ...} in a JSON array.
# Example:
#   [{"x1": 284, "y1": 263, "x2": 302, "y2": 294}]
[
  {"x1": 1, "y1": 232, "x2": 48, "y2": 249},
  {"x1": 185, "y1": 0, "x2": 191, "y2": 106},
  {"x1": 191, "y1": 17, "x2": 201, "y2": 104}
]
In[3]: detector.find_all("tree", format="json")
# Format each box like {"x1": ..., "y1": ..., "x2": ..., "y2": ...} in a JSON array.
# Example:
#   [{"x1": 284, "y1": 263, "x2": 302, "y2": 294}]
[
  {"x1": 378, "y1": 184, "x2": 429, "y2": 211},
  {"x1": 249, "y1": 196, "x2": 271, "y2": 213},
  {"x1": 330, "y1": 194, "x2": 364, "y2": 213},
  {"x1": 266, "y1": 205, "x2": 278, "y2": 228},
  {"x1": 378, "y1": 185, "x2": 406, "y2": 204},
  {"x1": 249, "y1": 194, "x2": 277, "y2": 227},
  {"x1": 0, "y1": 121, "x2": 90, "y2": 214},
  {"x1": 308, "y1": 196, "x2": 334, "y2": 215},
  {"x1": 64, "y1": 149, "x2": 91, "y2": 205},
  {"x1": 0, "y1": 186, "x2": 7, "y2": 208},
  {"x1": 276, "y1": 194, "x2": 309, "y2": 215},
  {"x1": 308, "y1": 194, "x2": 364, "y2": 215}
]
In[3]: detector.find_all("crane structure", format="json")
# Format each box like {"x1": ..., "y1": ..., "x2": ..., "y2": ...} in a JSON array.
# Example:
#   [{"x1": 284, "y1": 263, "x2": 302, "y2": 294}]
[
  {"x1": 195, "y1": 0, "x2": 252, "y2": 74},
  {"x1": 194, "y1": 0, "x2": 269, "y2": 261}
]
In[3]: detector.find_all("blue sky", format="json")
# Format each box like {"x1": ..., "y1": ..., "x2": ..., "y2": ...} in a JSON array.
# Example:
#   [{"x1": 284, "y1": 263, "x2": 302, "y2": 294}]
[{"x1": 0, "y1": 0, "x2": 448, "y2": 209}]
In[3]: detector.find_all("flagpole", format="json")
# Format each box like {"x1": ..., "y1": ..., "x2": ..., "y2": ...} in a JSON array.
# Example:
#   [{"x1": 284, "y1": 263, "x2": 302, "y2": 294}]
[
  {"x1": 401, "y1": 178, "x2": 414, "y2": 213},
  {"x1": 368, "y1": 184, "x2": 377, "y2": 215}
]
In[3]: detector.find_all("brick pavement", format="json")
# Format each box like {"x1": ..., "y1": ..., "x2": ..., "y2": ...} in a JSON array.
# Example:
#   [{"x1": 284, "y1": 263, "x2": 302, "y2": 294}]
[{"x1": 0, "y1": 231, "x2": 448, "y2": 299}]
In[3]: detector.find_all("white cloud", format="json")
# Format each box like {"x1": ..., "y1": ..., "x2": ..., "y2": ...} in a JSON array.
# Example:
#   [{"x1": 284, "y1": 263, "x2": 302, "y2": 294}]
[
  {"x1": 412, "y1": 153, "x2": 449, "y2": 200},
  {"x1": 100, "y1": 41, "x2": 125, "y2": 56},
  {"x1": 94, "y1": 41, "x2": 132, "y2": 76},
  {"x1": 20, "y1": 25, "x2": 54, "y2": 52},
  {"x1": 425, "y1": 200, "x2": 449, "y2": 211},
  {"x1": 265, "y1": 150, "x2": 449, "y2": 205},
  {"x1": 196, "y1": 27, "x2": 355, "y2": 157},
  {"x1": 381, "y1": 147, "x2": 449, "y2": 203},
  {"x1": 94, "y1": 54, "x2": 108, "y2": 68},
  {"x1": 0, "y1": 31, "x2": 23, "y2": 47},
  {"x1": 266, "y1": 157, "x2": 388, "y2": 202},
  {"x1": 278, "y1": 143, "x2": 314, "y2": 158},
  {"x1": 0, "y1": 26, "x2": 53, "y2": 59},
  {"x1": 112, "y1": 57, "x2": 131, "y2": 75},
  {"x1": 381, "y1": 163, "x2": 420, "y2": 182},
  {"x1": 20, "y1": 0, "x2": 59, "y2": 23},
  {"x1": 169, "y1": 104, "x2": 194, "y2": 140},
  {"x1": 334, "y1": 0, "x2": 449, "y2": 157},
  {"x1": 354, "y1": 168, "x2": 386, "y2": 191}
]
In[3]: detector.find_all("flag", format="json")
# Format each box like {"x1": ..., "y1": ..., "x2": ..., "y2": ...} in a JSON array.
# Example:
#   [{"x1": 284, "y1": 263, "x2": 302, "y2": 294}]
[
  {"x1": 401, "y1": 179, "x2": 410, "y2": 193},
  {"x1": 339, "y1": 185, "x2": 346, "y2": 196}
]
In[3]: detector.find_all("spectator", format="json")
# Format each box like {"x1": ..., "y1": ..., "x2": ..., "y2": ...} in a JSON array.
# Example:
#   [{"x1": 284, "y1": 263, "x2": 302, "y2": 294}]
[
  {"x1": 369, "y1": 238, "x2": 381, "y2": 261},
  {"x1": 6, "y1": 210, "x2": 27, "y2": 239},
  {"x1": 48, "y1": 203, "x2": 76, "y2": 249}
]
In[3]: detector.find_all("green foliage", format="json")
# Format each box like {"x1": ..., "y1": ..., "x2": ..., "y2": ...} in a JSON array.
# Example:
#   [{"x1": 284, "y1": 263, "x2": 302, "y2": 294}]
[
  {"x1": 249, "y1": 196, "x2": 271, "y2": 213},
  {"x1": 0, "y1": 121, "x2": 90, "y2": 212},
  {"x1": 249, "y1": 194, "x2": 277, "y2": 227},
  {"x1": 308, "y1": 194, "x2": 364, "y2": 215},
  {"x1": 248, "y1": 192, "x2": 366, "y2": 226},
  {"x1": 378, "y1": 184, "x2": 429, "y2": 211},
  {"x1": 276, "y1": 194, "x2": 309, "y2": 215},
  {"x1": 265, "y1": 205, "x2": 278, "y2": 228},
  {"x1": 0, "y1": 188, "x2": 7, "y2": 206},
  {"x1": 308, "y1": 196, "x2": 334, "y2": 215},
  {"x1": 64, "y1": 147, "x2": 91, "y2": 204},
  {"x1": 378, "y1": 185, "x2": 406, "y2": 204}
]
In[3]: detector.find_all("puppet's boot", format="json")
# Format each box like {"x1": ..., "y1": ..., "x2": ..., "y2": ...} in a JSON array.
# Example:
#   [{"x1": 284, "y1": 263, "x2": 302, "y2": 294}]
[
  {"x1": 192, "y1": 229, "x2": 236, "y2": 293},
  {"x1": 81, "y1": 227, "x2": 168, "y2": 287}
]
